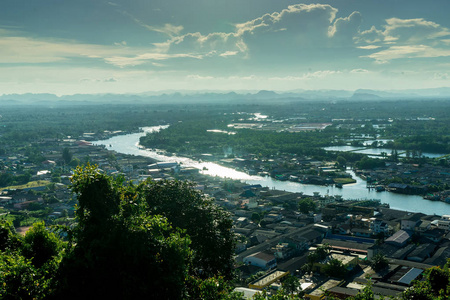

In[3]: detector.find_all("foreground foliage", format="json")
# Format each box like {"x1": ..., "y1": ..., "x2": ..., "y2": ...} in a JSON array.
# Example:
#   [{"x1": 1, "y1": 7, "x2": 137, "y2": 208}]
[{"x1": 0, "y1": 165, "x2": 236, "y2": 299}]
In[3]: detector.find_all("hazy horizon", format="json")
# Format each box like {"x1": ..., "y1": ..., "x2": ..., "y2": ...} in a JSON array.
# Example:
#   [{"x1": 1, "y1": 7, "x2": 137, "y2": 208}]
[{"x1": 2, "y1": 0, "x2": 450, "y2": 95}]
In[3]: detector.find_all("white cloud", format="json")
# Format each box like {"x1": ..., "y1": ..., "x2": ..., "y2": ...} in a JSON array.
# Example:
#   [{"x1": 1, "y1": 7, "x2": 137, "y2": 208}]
[
  {"x1": 236, "y1": 4, "x2": 340, "y2": 49},
  {"x1": 219, "y1": 51, "x2": 239, "y2": 57},
  {"x1": 0, "y1": 29, "x2": 205, "y2": 68},
  {"x1": 0, "y1": 35, "x2": 134, "y2": 64},
  {"x1": 364, "y1": 45, "x2": 450, "y2": 63},
  {"x1": 0, "y1": 3, "x2": 366, "y2": 69},
  {"x1": 236, "y1": 4, "x2": 338, "y2": 36},
  {"x1": 80, "y1": 77, "x2": 118, "y2": 83},
  {"x1": 328, "y1": 11, "x2": 362, "y2": 42},
  {"x1": 350, "y1": 69, "x2": 370, "y2": 73},
  {"x1": 104, "y1": 52, "x2": 203, "y2": 67},
  {"x1": 143, "y1": 23, "x2": 184, "y2": 37},
  {"x1": 383, "y1": 18, "x2": 450, "y2": 44},
  {"x1": 186, "y1": 74, "x2": 214, "y2": 80},
  {"x1": 357, "y1": 45, "x2": 381, "y2": 50},
  {"x1": 112, "y1": 6, "x2": 183, "y2": 37},
  {"x1": 433, "y1": 72, "x2": 448, "y2": 80},
  {"x1": 155, "y1": 3, "x2": 362, "y2": 61},
  {"x1": 303, "y1": 70, "x2": 342, "y2": 79},
  {"x1": 155, "y1": 32, "x2": 245, "y2": 56},
  {"x1": 358, "y1": 26, "x2": 384, "y2": 44},
  {"x1": 357, "y1": 17, "x2": 450, "y2": 63},
  {"x1": 359, "y1": 18, "x2": 450, "y2": 46}
]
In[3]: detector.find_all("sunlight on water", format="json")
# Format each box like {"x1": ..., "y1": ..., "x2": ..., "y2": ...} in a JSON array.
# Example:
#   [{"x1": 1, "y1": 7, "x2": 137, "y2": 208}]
[{"x1": 93, "y1": 126, "x2": 450, "y2": 215}]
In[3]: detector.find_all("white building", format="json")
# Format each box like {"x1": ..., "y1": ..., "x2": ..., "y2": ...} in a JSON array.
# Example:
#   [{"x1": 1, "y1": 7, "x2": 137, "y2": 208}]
[{"x1": 243, "y1": 252, "x2": 277, "y2": 270}]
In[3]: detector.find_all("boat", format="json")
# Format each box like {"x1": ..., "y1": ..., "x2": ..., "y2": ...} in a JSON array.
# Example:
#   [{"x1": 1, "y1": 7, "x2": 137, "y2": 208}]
[{"x1": 335, "y1": 183, "x2": 343, "y2": 188}]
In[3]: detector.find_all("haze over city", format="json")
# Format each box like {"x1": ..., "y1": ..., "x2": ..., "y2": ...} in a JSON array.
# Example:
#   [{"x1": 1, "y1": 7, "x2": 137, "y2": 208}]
[{"x1": 2, "y1": 0, "x2": 450, "y2": 95}]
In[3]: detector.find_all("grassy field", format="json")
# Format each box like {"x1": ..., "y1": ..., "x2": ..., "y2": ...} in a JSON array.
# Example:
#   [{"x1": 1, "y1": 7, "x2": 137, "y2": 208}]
[
  {"x1": 333, "y1": 178, "x2": 357, "y2": 184},
  {"x1": 0, "y1": 180, "x2": 51, "y2": 191}
]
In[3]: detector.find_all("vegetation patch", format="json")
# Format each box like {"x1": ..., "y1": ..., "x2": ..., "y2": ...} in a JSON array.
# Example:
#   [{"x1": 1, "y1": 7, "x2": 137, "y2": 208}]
[
  {"x1": 0, "y1": 180, "x2": 51, "y2": 191},
  {"x1": 333, "y1": 178, "x2": 357, "y2": 184}
]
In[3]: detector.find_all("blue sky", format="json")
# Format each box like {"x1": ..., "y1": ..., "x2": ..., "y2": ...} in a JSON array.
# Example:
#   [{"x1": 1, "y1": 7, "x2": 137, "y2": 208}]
[{"x1": 1, "y1": 0, "x2": 450, "y2": 95}]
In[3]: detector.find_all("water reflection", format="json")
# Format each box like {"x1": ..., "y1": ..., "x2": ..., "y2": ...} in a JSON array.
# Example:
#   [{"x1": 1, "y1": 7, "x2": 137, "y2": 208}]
[{"x1": 93, "y1": 126, "x2": 450, "y2": 215}]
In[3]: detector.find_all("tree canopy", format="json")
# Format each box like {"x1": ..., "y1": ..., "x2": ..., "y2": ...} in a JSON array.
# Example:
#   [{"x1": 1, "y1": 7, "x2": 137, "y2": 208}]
[{"x1": 0, "y1": 165, "x2": 237, "y2": 299}]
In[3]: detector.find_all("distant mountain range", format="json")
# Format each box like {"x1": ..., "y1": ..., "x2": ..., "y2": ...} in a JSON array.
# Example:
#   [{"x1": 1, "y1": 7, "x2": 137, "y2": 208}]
[{"x1": 1, "y1": 87, "x2": 450, "y2": 105}]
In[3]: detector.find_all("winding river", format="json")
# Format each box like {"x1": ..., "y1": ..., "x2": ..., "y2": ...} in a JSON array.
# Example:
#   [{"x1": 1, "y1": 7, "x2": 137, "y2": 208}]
[{"x1": 93, "y1": 126, "x2": 450, "y2": 216}]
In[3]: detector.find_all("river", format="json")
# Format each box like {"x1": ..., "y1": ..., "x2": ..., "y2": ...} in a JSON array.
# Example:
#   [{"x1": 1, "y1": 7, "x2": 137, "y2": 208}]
[
  {"x1": 323, "y1": 146, "x2": 446, "y2": 158},
  {"x1": 93, "y1": 126, "x2": 450, "y2": 216}
]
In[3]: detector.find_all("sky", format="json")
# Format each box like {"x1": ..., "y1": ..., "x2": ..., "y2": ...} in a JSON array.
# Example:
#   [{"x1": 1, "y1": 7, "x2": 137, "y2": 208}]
[{"x1": 1, "y1": 0, "x2": 450, "y2": 95}]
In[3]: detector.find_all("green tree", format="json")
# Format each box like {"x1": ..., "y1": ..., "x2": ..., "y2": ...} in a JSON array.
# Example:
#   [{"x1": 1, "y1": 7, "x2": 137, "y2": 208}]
[
  {"x1": 298, "y1": 198, "x2": 316, "y2": 214},
  {"x1": 0, "y1": 220, "x2": 21, "y2": 252},
  {"x1": 428, "y1": 266, "x2": 450, "y2": 297},
  {"x1": 62, "y1": 148, "x2": 73, "y2": 165},
  {"x1": 369, "y1": 253, "x2": 389, "y2": 272},
  {"x1": 0, "y1": 253, "x2": 52, "y2": 299},
  {"x1": 21, "y1": 221, "x2": 63, "y2": 268},
  {"x1": 56, "y1": 164, "x2": 192, "y2": 299},
  {"x1": 323, "y1": 258, "x2": 348, "y2": 279},
  {"x1": 281, "y1": 274, "x2": 302, "y2": 295},
  {"x1": 186, "y1": 276, "x2": 244, "y2": 300},
  {"x1": 336, "y1": 156, "x2": 347, "y2": 169},
  {"x1": 315, "y1": 244, "x2": 330, "y2": 260},
  {"x1": 251, "y1": 212, "x2": 261, "y2": 224},
  {"x1": 54, "y1": 164, "x2": 235, "y2": 298},
  {"x1": 140, "y1": 179, "x2": 235, "y2": 279},
  {"x1": 400, "y1": 280, "x2": 432, "y2": 300},
  {"x1": 356, "y1": 157, "x2": 385, "y2": 170},
  {"x1": 69, "y1": 157, "x2": 81, "y2": 167}
]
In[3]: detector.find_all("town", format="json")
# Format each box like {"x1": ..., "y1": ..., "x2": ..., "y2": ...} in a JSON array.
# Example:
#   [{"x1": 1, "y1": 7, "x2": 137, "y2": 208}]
[{"x1": 1, "y1": 98, "x2": 449, "y2": 298}]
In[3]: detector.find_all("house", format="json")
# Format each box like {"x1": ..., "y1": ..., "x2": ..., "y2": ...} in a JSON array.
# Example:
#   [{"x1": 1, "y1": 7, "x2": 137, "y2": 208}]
[
  {"x1": 415, "y1": 220, "x2": 431, "y2": 233},
  {"x1": 407, "y1": 244, "x2": 436, "y2": 262},
  {"x1": 248, "y1": 270, "x2": 289, "y2": 290},
  {"x1": 425, "y1": 246, "x2": 450, "y2": 267},
  {"x1": 147, "y1": 162, "x2": 179, "y2": 169},
  {"x1": 442, "y1": 215, "x2": 450, "y2": 221},
  {"x1": 389, "y1": 267, "x2": 424, "y2": 286},
  {"x1": 235, "y1": 241, "x2": 248, "y2": 254},
  {"x1": 243, "y1": 251, "x2": 277, "y2": 270},
  {"x1": 240, "y1": 189, "x2": 257, "y2": 198},
  {"x1": 352, "y1": 228, "x2": 372, "y2": 238},
  {"x1": 318, "y1": 253, "x2": 359, "y2": 272},
  {"x1": 433, "y1": 219, "x2": 450, "y2": 230},
  {"x1": 263, "y1": 213, "x2": 283, "y2": 223},
  {"x1": 306, "y1": 279, "x2": 343, "y2": 300},
  {"x1": 401, "y1": 213, "x2": 425, "y2": 231},
  {"x1": 385, "y1": 230, "x2": 412, "y2": 247},
  {"x1": 328, "y1": 286, "x2": 359, "y2": 299},
  {"x1": 421, "y1": 228, "x2": 445, "y2": 243},
  {"x1": 273, "y1": 243, "x2": 294, "y2": 260},
  {"x1": 241, "y1": 198, "x2": 258, "y2": 209},
  {"x1": 370, "y1": 218, "x2": 390, "y2": 235},
  {"x1": 337, "y1": 224, "x2": 351, "y2": 235},
  {"x1": 369, "y1": 243, "x2": 416, "y2": 260}
]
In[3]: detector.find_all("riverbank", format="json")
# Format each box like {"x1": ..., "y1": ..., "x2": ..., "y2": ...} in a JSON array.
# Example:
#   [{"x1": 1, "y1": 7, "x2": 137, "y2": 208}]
[{"x1": 92, "y1": 127, "x2": 450, "y2": 215}]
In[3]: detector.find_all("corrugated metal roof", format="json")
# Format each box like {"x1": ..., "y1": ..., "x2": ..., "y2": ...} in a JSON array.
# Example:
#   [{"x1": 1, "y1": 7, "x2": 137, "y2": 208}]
[{"x1": 398, "y1": 267, "x2": 423, "y2": 285}]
